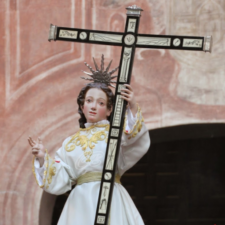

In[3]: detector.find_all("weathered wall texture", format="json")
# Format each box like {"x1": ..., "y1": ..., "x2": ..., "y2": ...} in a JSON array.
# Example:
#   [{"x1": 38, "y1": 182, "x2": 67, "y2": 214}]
[{"x1": 0, "y1": 0, "x2": 224, "y2": 224}]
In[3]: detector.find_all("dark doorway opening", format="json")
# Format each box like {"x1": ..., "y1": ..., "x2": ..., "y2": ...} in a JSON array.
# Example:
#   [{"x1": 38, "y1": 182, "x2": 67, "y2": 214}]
[
  {"x1": 124, "y1": 123, "x2": 225, "y2": 225},
  {"x1": 41, "y1": 124, "x2": 225, "y2": 225}
]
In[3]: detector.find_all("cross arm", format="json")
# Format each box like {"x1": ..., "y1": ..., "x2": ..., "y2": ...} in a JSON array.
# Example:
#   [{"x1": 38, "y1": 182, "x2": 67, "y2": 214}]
[
  {"x1": 135, "y1": 34, "x2": 212, "y2": 52},
  {"x1": 48, "y1": 24, "x2": 124, "y2": 47}
]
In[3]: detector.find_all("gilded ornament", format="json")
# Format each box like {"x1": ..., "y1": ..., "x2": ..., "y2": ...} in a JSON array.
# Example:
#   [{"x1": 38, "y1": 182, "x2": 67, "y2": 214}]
[
  {"x1": 65, "y1": 124, "x2": 109, "y2": 162},
  {"x1": 32, "y1": 149, "x2": 51, "y2": 189},
  {"x1": 123, "y1": 105, "x2": 144, "y2": 139},
  {"x1": 46, "y1": 160, "x2": 56, "y2": 189}
]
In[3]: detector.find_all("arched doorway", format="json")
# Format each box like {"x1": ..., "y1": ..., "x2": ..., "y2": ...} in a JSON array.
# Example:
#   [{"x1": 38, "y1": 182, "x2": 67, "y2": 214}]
[{"x1": 40, "y1": 124, "x2": 225, "y2": 225}]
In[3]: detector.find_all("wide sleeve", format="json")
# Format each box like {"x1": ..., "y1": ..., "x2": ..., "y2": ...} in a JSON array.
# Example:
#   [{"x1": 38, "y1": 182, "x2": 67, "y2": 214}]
[
  {"x1": 32, "y1": 143, "x2": 75, "y2": 195},
  {"x1": 117, "y1": 105, "x2": 151, "y2": 175}
]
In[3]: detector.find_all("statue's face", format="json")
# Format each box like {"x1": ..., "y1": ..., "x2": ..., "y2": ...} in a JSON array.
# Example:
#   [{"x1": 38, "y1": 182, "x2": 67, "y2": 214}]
[{"x1": 81, "y1": 88, "x2": 112, "y2": 123}]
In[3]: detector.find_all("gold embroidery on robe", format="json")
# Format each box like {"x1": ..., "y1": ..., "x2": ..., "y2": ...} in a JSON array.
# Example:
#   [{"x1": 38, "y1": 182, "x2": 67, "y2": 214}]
[
  {"x1": 123, "y1": 104, "x2": 144, "y2": 139},
  {"x1": 32, "y1": 149, "x2": 56, "y2": 189},
  {"x1": 46, "y1": 160, "x2": 56, "y2": 189},
  {"x1": 42, "y1": 151, "x2": 49, "y2": 188},
  {"x1": 65, "y1": 124, "x2": 109, "y2": 162}
]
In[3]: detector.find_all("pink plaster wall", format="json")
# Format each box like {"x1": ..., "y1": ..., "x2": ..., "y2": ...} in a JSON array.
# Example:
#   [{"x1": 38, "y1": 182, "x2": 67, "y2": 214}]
[{"x1": 0, "y1": 0, "x2": 225, "y2": 224}]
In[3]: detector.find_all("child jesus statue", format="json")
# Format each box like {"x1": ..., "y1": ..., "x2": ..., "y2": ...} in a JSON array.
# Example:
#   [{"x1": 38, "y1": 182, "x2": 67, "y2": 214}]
[{"x1": 29, "y1": 55, "x2": 150, "y2": 225}]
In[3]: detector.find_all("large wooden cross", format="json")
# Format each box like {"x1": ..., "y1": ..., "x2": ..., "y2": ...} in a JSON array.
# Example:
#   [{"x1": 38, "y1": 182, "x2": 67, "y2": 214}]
[{"x1": 48, "y1": 5, "x2": 212, "y2": 225}]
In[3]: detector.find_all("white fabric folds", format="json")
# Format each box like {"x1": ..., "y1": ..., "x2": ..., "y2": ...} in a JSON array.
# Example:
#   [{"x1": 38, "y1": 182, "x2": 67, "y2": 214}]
[{"x1": 32, "y1": 107, "x2": 150, "y2": 225}]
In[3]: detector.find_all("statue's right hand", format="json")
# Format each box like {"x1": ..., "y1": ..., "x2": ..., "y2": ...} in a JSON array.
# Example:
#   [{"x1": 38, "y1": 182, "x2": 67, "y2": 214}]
[{"x1": 28, "y1": 137, "x2": 45, "y2": 164}]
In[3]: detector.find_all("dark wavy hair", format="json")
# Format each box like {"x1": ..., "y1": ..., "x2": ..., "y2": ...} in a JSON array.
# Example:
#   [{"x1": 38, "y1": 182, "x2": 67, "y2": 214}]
[{"x1": 77, "y1": 83, "x2": 114, "y2": 128}]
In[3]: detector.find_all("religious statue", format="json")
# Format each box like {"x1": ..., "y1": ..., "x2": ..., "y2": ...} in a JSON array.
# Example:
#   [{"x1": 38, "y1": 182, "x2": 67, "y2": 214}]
[
  {"x1": 28, "y1": 55, "x2": 150, "y2": 225},
  {"x1": 45, "y1": 5, "x2": 211, "y2": 224}
]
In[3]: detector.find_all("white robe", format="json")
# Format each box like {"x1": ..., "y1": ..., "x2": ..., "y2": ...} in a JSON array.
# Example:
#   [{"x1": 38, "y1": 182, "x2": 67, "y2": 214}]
[{"x1": 33, "y1": 107, "x2": 150, "y2": 225}]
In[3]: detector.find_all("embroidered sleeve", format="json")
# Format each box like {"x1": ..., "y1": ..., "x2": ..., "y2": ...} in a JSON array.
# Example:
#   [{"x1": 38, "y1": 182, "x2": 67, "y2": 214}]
[
  {"x1": 123, "y1": 104, "x2": 144, "y2": 139},
  {"x1": 118, "y1": 105, "x2": 150, "y2": 174},
  {"x1": 32, "y1": 149, "x2": 56, "y2": 189},
  {"x1": 32, "y1": 144, "x2": 75, "y2": 195}
]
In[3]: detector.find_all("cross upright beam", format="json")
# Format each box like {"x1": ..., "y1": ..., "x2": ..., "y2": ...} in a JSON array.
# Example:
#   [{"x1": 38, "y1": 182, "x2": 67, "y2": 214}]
[{"x1": 49, "y1": 5, "x2": 212, "y2": 225}]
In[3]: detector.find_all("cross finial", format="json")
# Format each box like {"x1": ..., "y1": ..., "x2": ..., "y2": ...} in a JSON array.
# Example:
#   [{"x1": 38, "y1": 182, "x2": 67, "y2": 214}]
[{"x1": 126, "y1": 5, "x2": 143, "y2": 17}]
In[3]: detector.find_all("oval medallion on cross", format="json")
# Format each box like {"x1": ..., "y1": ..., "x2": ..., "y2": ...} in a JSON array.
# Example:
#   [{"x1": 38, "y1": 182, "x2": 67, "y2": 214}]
[{"x1": 124, "y1": 34, "x2": 135, "y2": 45}]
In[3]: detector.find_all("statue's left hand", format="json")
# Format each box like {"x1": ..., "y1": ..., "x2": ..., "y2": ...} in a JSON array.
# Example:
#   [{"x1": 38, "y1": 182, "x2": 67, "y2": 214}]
[{"x1": 121, "y1": 84, "x2": 138, "y2": 116}]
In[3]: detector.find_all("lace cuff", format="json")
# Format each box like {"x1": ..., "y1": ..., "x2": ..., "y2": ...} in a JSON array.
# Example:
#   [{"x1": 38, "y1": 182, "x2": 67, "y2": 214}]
[
  {"x1": 32, "y1": 150, "x2": 56, "y2": 189},
  {"x1": 123, "y1": 104, "x2": 144, "y2": 139}
]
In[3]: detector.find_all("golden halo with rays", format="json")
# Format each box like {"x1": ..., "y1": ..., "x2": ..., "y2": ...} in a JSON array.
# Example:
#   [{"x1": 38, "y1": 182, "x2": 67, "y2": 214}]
[{"x1": 81, "y1": 54, "x2": 119, "y2": 88}]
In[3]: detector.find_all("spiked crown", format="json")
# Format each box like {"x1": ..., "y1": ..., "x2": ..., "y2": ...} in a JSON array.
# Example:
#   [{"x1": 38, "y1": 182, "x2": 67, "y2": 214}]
[{"x1": 81, "y1": 54, "x2": 119, "y2": 88}]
